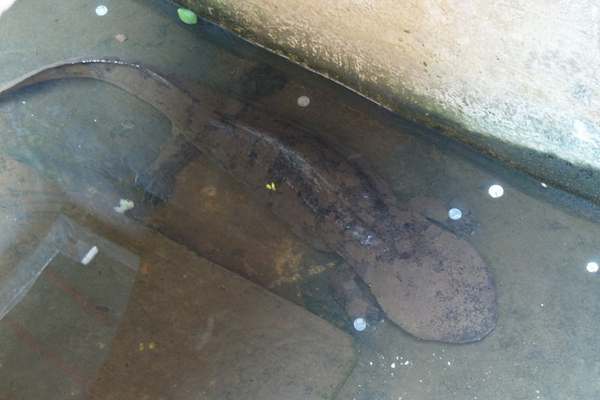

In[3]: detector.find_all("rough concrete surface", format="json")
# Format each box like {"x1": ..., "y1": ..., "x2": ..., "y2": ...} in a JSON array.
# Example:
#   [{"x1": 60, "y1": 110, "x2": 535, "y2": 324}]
[{"x1": 179, "y1": 0, "x2": 600, "y2": 202}]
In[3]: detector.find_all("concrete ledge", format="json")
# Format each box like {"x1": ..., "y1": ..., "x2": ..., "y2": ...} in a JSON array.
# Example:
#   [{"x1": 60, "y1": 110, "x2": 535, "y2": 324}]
[{"x1": 178, "y1": 0, "x2": 600, "y2": 202}]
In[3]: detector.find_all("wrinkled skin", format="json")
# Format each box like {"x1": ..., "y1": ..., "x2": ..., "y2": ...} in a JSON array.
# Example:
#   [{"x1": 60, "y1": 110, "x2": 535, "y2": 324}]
[{"x1": 0, "y1": 59, "x2": 497, "y2": 343}]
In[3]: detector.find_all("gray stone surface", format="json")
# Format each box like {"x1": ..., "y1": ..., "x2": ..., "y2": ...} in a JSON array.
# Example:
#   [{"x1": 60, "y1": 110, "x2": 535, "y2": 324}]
[
  {"x1": 0, "y1": 165, "x2": 355, "y2": 400},
  {"x1": 178, "y1": 0, "x2": 600, "y2": 203},
  {"x1": 85, "y1": 215, "x2": 356, "y2": 400}
]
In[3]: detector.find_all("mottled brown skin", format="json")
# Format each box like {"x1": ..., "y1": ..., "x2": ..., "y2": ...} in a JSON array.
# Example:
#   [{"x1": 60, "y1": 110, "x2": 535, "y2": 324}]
[{"x1": 0, "y1": 59, "x2": 497, "y2": 343}]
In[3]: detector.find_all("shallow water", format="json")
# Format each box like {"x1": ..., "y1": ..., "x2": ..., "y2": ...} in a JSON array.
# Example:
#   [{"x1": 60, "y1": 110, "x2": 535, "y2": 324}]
[{"x1": 1, "y1": 0, "x2": 600, "y2": 399}]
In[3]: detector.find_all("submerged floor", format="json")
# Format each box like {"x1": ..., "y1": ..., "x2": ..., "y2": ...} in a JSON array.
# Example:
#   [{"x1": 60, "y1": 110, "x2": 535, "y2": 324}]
[{"x1": 1, "y1": 0, "x2": 600, "y2": 399}]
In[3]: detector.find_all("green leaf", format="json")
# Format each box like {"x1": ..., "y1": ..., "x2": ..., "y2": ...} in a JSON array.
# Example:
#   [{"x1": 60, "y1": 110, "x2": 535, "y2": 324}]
[{"x1": 177, "y1": 8, "x2": 198, "y2": 25}]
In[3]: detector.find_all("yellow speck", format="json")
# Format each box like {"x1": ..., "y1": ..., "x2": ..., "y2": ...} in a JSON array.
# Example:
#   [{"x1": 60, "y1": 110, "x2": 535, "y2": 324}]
[
  {"x1": 265, "y1": 182, "x2": 277, "y2": 191},
  {"x1": 148, "y1": 341, "x2": 156, "y2": 350},
  {"x1": 138, "y1": 342, "x2": 145, "y2": 352}
]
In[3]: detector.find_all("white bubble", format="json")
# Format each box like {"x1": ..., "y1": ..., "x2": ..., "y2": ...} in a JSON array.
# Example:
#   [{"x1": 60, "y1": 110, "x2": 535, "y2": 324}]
[
  {"x1": 95, "y1": 5, "x2": 108, "y2": 16},
  {"x1": 297, "y1": 95, "x2": 310, "y2": 107},
  {"x1": 488, "y1": 184, "x2": 504, "y2": 198},
  {"x1": 113, "y1": 198, "x2": 135, "y2": 213},
  {"x1": 586, "y1": 262, "x2": 599, "y2": 273},
  {"x1": 81, "y1": 246, "x2": 98, "y2": 265},
  {"x1": 353, "y1": 317, "x2": 367, "y2": 331},
  {"x1": 448, "y1": 208, "x2": 462, "y2": 220},
  {"x1": 540, "y1": 182, "x2": 548, "y2": 188}
]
